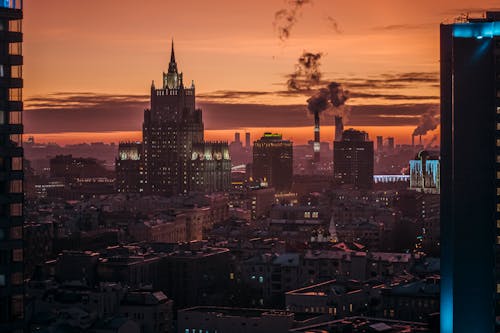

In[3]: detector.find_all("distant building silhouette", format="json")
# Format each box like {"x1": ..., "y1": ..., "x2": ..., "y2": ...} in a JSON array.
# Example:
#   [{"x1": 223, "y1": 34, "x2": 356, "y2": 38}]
[
  {"x1": 252, "y1": 133, "x2": 293, "y2": 192},
  {"x1": 141, "y1": 41, "x2": 230, "y2": 195},
  {"x1": 333, "y1": 129, "x2": 374, "y2": 189}
]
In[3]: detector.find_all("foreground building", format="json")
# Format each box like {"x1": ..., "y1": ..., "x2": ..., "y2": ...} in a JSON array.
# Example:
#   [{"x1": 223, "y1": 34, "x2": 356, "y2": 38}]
[
  {"x1": 440, "y1": 11, "x2": 500, "y2": 333},
  {"x1": 0, "y1": 1, "x2": 24, "y2": 332},
  {"x1": 142, "y1": 41, "x2": 230, "y2": 195}
]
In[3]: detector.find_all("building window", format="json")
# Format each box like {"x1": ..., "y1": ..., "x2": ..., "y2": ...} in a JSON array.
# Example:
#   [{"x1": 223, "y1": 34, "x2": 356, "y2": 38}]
[
  {"x1": 11, "y1": 272, "x2": 22, "y2": 285},
  {"x1": 10, "y1": 134, "x2": 22, "y2": 147},
  {"x1": 8, "y1": 42, "x2": 21, "y2": 56},
  {"x1": 9, "y1": 111, "x2": 21, "y2": 124},
  {"x1": 10, "y1": 65, "x2": 21, "y2": 78},
  {"x1": 11, "y1": 157, "x2": 21, "y2": 170},
  {"x1": 11, "y1": 295, "x2": 23, "y2": 319},
  {"x1": 9, "y1": 180, "x2": 22, "y2": 193},
  {"x1": 12, "y1": 248, "x2": 22, "y2": 262},
  {"x1": 8, "y1": 20, "x2": 21, "y2": 33},
  {"x1": 9, "y1": 203, "x2": 21, "y2": 216},
  {"x1": 8, "y1": 88, "x2": 21, "y2": 101},
  {"x1": 10, "y1": 226, "x2": 21, "y2": 240},
  {"x1": 0, "y1": 274, "x2": 5, "y2": 286}
]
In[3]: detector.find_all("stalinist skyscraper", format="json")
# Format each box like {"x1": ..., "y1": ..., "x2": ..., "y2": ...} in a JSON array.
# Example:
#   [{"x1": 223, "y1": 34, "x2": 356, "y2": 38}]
[{"x1": 141, "y1": 41, "x2": 230, "y2": 195}]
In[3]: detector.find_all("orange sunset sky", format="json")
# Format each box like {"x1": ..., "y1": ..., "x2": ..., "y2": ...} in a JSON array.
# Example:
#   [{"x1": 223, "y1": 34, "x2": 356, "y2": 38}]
[{"x1": 22, "y1": 0, "x2": 499, "y2": 146}]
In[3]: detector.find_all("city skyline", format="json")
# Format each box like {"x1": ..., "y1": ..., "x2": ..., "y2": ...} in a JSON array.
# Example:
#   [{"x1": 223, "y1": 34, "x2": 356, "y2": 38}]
[{"x1": 22, "y1": 0, "x2": 497, "y2": 145}]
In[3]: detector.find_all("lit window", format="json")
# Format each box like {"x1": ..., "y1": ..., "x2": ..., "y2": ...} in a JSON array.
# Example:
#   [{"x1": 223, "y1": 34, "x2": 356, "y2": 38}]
[{"x1": 0, "y1": 274, "x2": 5, "y2": 286}]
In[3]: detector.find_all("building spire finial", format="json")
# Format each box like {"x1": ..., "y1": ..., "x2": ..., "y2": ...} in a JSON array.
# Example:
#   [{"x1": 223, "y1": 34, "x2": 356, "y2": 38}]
[{"x1": 170, "y1": 38, "x2": 175, "y2": 64}]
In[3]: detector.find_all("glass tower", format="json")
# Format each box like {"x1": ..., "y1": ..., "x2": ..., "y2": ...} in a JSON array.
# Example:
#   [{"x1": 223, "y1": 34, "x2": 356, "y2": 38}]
[{"x1": 440, "y1": 11, "x2": 500, "y2": 333}]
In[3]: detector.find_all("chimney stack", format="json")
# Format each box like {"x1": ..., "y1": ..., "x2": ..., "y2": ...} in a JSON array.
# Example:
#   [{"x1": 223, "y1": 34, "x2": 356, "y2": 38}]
[
  {"x1": 314, "y1": 112, "x2": 320, "y2": 163},
  {"x1": 334, "y1": 116, "x2": 344, "y2": 142}
]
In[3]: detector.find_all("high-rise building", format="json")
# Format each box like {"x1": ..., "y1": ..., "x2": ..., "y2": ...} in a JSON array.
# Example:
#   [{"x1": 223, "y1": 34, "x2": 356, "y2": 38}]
[
  {"x1": 116, "y1": 142, "x2": 142, "y2": 193},
  {"x1": 142, "y1": 41, "x2": 230, "y2": 195},
  {"x1": 387, "y1": 137, "x2": 394, "y2": 151},
  {"x1": 333, "y1": 129, "x2": 373, "y2": 189},
  {"x1": 253, "y1": 133, "x2": 293, "y2": 192},
  {"x1": 376, "y1": 136, "x2": 383, "y2": 151},
  {"x1": 245, "y1": 132, "x2": 251, "y2": 148},
  {"x1": 440, "y1": 11, "x2": 500, "y2": 333},
  {"x1": 234, "y1": 132, "x2": 240, "y2": 143},
  {"x1": 0, "y1": 2, "x2": 24, "y2": 332}
]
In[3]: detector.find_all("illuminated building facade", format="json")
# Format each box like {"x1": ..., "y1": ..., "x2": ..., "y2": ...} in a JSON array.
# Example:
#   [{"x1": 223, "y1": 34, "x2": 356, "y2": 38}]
[
  {"x1": 440, "y1": 11, "x2": 500, "y2": 333},
  {"x1": 142, "y1": 41, "x2": 230, "y2": 195},
  {"x1": 333, "y1": 129, "x2": 374, "y2": 189},
  {"x1": 116, "y1": 141, "x2": 142, "y2": 193},
  {"x1": 190, "y1": 142, "x2": 231, "y2": 193},
  {"x1": 252, "y1": 133, "x2": 293, "y2": 192},
  {"x1": 409, "y1": 150, "x2": 440, "y2": 194},
  {"x1": 0, "y1": 1, "x2": 24, "y2": 332}
]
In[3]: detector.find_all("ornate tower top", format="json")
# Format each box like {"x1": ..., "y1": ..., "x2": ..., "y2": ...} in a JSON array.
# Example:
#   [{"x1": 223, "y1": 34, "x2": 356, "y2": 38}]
[
  {"x1": 168, "y1": 39, "x2": 178, "y2": 74},
  {"x1": 163, "y1": 39, "x2": 182, "y2": 89}
]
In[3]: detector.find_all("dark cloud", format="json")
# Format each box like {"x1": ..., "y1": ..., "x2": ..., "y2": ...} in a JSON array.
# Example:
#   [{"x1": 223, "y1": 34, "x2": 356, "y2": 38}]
[
  {"x1": 25, "y1": 92, "x2": 148, "y2": 134},
  {"x1": 197, "y1": 90, "x2": 271, "y2": 99},
  {"x1": 200, "y1": 102, "x2": 436, "y2": 129}
]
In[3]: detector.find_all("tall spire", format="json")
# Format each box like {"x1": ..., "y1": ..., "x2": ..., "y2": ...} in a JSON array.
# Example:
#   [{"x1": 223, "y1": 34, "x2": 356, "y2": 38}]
[
  {"x1": 168, "y1": 38, "x2": 178, "y2": 74},
  {"x1": 170, "y1": 39, "x2": 175, "y2": 64}
]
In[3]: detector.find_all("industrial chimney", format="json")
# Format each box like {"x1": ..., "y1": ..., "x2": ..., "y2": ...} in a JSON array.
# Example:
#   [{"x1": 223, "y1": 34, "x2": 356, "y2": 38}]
[
  {"x1": 334, "y1": 116, "x2": 344, "y2": 142},
  {"x1": 314, "y1": 112, "x2": 320, "y2": 162}
]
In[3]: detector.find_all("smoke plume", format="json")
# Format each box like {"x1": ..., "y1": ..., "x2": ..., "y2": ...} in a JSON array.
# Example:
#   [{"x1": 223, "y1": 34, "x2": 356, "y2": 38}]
[
  {"x1": 306, "y1": 82, "x2": 350, "y2": 116},
  {"x1": 412, "y1": 106, "x2": 439, "y2": 136},
  {"x1": 307, "y1": 88, "x2": 330, "y2": 115},
  {"x1": 274, "y1": 0, "x2": 313, "y2": 41},
  {"x1": 425, "y1": 134, "x2": 439, "y2": 148},
  {"x1": 328, "y1": 82, "x2": 349, "y2": 108},
  {"x1": 287, "y1": 51, "x2": 323, "y2": 91}
]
